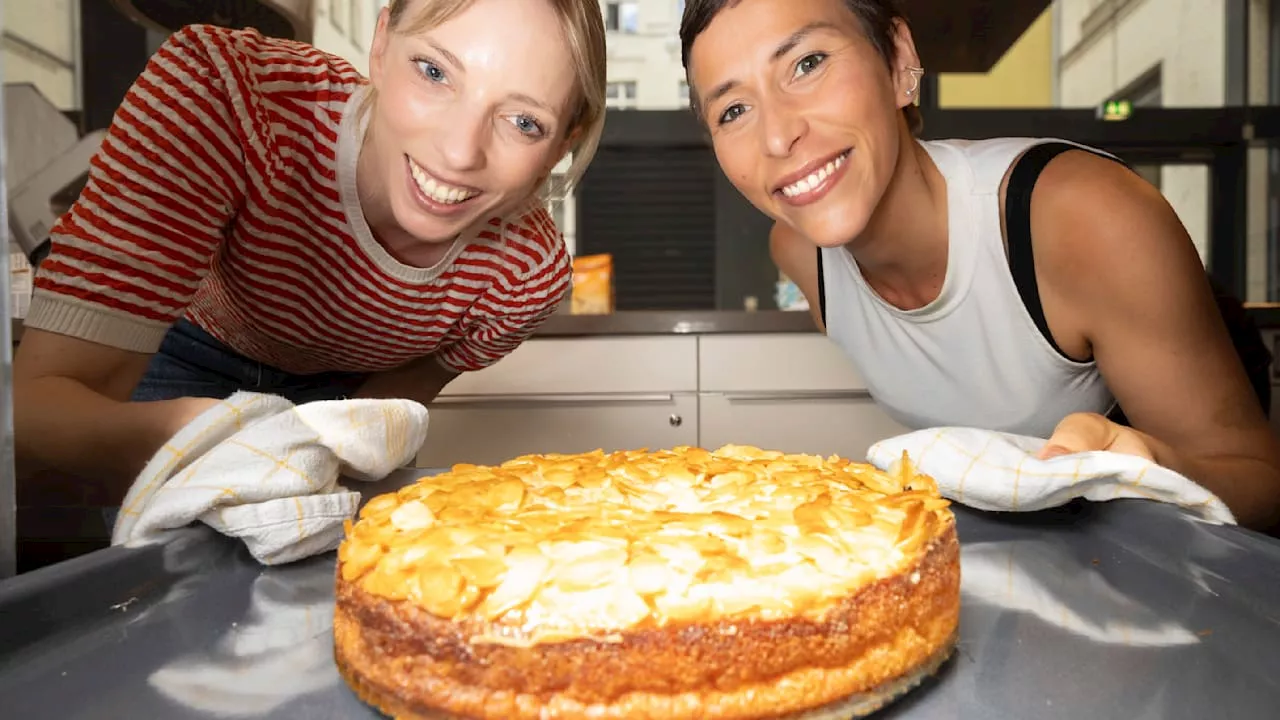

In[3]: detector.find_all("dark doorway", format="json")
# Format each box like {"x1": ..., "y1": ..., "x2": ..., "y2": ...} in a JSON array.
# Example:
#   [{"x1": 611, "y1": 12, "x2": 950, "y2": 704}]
[{"x1": 577, "y1": 146, "x2": 718, "y2": 311}]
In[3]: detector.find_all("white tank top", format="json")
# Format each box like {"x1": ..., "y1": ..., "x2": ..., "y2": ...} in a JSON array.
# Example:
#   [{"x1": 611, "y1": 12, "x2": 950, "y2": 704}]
[{"x1": 819, "y1": 137, "x2": 1115, "y2": 438}]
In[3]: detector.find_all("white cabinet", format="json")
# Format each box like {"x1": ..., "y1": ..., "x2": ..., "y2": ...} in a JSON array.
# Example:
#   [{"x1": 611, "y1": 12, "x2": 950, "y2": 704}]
[
  {"x1": 698, "y1": 334, "x2": 870, "y2": 393},
  {"x1": 444, "y1": 336, "x2": 697, "y2": 395},
  {"x1": 416, "y1": 335, "x2": 698, "y2": 467},
  {"x1": 413, "y1": 331, "x2": 910, "y2": 467},
  {"x1": 418, "y1": 392, "x2": 698, "y2": 467},
  {"x1": 697, "y1": 391, "x2": 908, "y2": 460},
  {"x1": 696, "y1": 334, "x2": 906, "y2": 459}
]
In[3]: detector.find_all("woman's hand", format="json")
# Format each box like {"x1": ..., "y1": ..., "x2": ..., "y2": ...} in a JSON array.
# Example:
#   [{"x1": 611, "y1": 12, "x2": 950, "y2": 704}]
[{"x1": 1038, "y1": 412, "x2": 1156, "y2": 461}]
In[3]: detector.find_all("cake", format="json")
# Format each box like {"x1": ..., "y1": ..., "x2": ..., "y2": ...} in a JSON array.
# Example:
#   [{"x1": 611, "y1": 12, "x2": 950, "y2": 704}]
[{"x1": 333, "y1": 445, "x2": 960, "y2": 720}]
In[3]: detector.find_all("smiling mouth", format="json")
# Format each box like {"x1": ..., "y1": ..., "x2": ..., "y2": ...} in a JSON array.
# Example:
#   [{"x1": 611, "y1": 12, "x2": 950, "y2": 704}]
[
  {"x1": 776, "y1": 149, "x2": 851, "y2": 198},
  {"x1": 406, "y1": 156, "x2": 481, "y2": 205}
]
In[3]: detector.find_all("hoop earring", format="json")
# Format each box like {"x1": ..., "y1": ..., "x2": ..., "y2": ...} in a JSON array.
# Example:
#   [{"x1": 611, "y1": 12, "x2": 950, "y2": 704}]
[{"x1": 904, "y1": 65, "x2": 924, "y2": 97}]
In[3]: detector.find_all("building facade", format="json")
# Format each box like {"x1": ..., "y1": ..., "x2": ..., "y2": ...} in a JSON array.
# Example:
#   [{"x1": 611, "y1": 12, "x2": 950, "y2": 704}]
[
  {"x1": 1052, "y1": 0, "x2": 1270, "y2": 298},
  {"x1": 601, "y1": 0, "x2": 688, "y2": 111}
]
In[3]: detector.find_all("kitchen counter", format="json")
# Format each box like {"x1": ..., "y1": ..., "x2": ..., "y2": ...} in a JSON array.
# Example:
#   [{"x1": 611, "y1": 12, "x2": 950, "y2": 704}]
[
  {"x1": 1, "y1": 470, "x2": 1278, "y2": 719},
  {"x1": 11, "y1": 305, "x2": 1280, "y2": 345},
  {"x1": 534, "y1": 310, "x2": 819, "y2": 336},
  {"x1": 539, "y1": 305, "x2": 1280, "y2": 336}
]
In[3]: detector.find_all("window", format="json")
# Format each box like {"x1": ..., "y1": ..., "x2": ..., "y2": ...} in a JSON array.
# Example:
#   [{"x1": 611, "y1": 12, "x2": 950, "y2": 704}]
[
  {"x1": 1110, "y1": 67, "x2": 1163, "y2": 190},
  {"x1": 605, "y1": 2, "x2": 639, "y2": 33},
  {"x1": 606, "y1": 81, "x2": 638, "y2": 109},
  {"x1": 546, "y1": 155, "x2": 576, "y2": 255}
]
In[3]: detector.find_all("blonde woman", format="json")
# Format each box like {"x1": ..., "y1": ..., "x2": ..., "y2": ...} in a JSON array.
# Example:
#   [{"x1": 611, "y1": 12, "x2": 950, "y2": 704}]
[{"x1": 14, "y1": 0, "x2": 606, "y2": 493}]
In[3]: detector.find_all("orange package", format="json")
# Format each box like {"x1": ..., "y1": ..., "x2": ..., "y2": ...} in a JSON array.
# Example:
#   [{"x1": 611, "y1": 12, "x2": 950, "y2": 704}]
[{"x1": 571, "y1": 253, "x2": 614, "y2": 315}]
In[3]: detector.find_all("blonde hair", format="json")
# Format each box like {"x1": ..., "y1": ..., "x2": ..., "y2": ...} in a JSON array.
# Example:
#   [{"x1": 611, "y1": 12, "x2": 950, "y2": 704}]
[{"x1": 363, "y1": 0, "x2": 606, "y2": 194}]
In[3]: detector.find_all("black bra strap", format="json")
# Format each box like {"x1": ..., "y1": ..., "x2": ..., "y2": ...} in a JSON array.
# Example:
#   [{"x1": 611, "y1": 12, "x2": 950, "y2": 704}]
[
  {"x1": 816, "y1": 246, "x2": 827, "y2": 326},
  {"x1": 1005, "y1": 142, "x2": 1119, "y2": 360}
]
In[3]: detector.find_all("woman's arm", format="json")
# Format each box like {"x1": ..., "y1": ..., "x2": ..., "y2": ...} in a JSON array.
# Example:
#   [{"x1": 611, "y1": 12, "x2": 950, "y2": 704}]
[
  {"x1": 14, "y1": 331, "x2": 218, "y2": 495},
  {"x1": 355, "y1": 355, "x2": 459, "y2": 405},
  {"x1": 1029, "y1": 150, "x2": 1280, "y2": 529},
  {"x1": 14, "y1": 26, "x2": 249, "y2": 496}
]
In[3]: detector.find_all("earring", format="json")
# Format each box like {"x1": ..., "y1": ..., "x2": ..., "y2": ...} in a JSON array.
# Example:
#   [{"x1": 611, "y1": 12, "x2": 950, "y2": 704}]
[{"x1": 905, "y1": 65, "x2": 924, "y2": 97}]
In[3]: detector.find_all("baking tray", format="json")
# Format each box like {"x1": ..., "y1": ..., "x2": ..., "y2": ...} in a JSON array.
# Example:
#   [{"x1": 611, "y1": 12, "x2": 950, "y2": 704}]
[{"x1": 1, "y1": 471, "x2": 1279, "y2": 719}]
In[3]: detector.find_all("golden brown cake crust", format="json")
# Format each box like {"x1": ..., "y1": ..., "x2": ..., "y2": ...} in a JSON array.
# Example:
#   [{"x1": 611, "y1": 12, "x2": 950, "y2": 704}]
[
  {"x1": 333, "y1": 445, "x2": 961, "y2": 719},
  {"x1": 334, "y1": 522, "x2": 959, "y2": 720}
]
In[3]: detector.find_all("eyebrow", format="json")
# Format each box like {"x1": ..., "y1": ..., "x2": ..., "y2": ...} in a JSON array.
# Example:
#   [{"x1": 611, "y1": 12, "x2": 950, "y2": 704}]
[
  {"x1": 700, "y1": 21, "x2": 841, "y2": 111},
  {"x1": 509, "y1": 92, "x2": 554, "y2": 115},
  {"x1": 427, "y1": 40, "x2": 463, "y2": 71},
  {"x1": 421, "y1": 41, "x2": 554, "y2": 116}
]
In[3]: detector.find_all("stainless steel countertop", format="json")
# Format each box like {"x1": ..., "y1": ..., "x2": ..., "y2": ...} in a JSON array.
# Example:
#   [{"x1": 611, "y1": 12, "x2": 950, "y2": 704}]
[{"x1": 1, "y1": 470, "x2": 1279, "y2": 718}]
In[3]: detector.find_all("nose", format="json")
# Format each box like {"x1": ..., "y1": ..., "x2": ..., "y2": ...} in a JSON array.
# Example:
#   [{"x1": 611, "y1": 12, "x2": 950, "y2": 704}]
[
  {"x1": 437, "y1": 110, "x2": 488, "y2": 172},
  {"x1": 760, "y1": 99, "x2": 806, "y2": 158}
]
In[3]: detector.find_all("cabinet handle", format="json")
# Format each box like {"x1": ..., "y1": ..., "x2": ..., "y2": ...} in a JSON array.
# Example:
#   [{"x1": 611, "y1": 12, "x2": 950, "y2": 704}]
[
  {"x1": 669, "y1": 414, "x2": 683, "y2": 427},
  {"x1": 431, "y1": 393, "x2": 675, "y2": 407},
  {"x1": 720, "y1": 390, "x2": 872, "y2": 402}
]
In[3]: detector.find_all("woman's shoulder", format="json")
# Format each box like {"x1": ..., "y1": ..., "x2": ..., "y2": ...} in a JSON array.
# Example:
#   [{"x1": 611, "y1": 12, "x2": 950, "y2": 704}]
[
  {"x1": 1023, "y1": 144, "x2": 1189, "y2": 298},
  {"x1": 164, "y1": 24, "x2": 366, "y2": 105},
  {"x1": 476, "y1": 204, "x2": 571, "y2": 282}
]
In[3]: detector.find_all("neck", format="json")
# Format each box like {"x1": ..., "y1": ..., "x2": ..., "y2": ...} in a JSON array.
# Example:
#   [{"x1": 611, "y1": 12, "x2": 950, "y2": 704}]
[
  {"x1": 844, "y1": 129, "x2": 949, "y2": 308},
  {"x1": 355, "y1": 115, "x2": 456, "y2": 268}
]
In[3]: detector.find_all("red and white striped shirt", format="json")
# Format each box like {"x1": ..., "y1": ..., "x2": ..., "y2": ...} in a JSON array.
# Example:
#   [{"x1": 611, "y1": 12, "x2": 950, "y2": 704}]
[{"x1": 28, "y1": 24, "x2": 570, "y2": 375}]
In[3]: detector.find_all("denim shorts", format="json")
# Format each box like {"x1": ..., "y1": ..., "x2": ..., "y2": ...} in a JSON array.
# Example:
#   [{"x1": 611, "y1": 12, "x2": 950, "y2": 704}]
[{"x1": 130, "y1": 318, "x2": 369, "y2": 404}]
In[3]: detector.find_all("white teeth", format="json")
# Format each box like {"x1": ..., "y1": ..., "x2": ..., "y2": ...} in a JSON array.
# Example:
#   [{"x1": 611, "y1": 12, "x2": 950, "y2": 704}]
[
  {"x1": 782, "y1": 152, "x2": 847, "y2": 197},
  {"x1": 409, "y1": 158, "x2": 478, "y2": 205}
]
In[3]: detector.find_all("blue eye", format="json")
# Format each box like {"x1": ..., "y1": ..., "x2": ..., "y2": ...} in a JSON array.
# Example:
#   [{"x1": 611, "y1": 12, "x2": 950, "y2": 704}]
[
  {"x1": 512, "y1": 115, "x2": 545, "y2": 137},
  {"x1": 415, "y1": 58, "x2": 446, "y2": 83},
  {"x1": 718, "y1": 103, "x2": 746, "y2": 125},
  {"x1": 794, "y1": 52, "x2": 827, "y2": 78}
]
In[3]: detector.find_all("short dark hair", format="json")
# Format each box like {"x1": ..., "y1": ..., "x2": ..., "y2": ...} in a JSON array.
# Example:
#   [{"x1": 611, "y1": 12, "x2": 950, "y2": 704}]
[{"x1": 678, "y1": 0, "x2": 922, "y2": 134}]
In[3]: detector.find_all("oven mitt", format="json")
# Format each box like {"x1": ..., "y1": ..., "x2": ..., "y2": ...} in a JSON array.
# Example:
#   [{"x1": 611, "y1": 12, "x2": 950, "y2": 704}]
[
  {"x1": 867, "y1": 426, "x2": 1235, "y2": 525},
  {"x1": 111, "y1": 391, "x2": 430, "y2": 564}
]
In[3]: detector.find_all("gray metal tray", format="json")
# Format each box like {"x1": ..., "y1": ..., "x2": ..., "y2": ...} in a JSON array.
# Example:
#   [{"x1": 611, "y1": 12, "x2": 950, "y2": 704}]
[{"x1": 1, "y1": 470, "x2": 1278, "y2": 719}]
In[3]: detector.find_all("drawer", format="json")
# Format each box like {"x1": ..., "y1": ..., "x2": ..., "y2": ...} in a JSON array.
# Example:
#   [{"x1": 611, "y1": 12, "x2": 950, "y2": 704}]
[
  {"x1": 698, "y1": 334, "x2": 867, "y2": 392},
  {"x1": 442, "y1": 336, "x2": 697, "y2": 395},
  {"x1": 697, "y1": 391, "x2": 908, "y2": 461},
  {"x1": 417, "y1": 392, "x2": 698, "y2": 467}
]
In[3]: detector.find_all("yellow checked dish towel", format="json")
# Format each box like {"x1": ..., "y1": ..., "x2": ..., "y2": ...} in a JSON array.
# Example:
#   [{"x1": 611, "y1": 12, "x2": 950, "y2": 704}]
[
  {"x1": 112, "y1": 391, "x2": 430, "y2": 565},
  {"x1": 867, "y1": 427, "x2": 1236, "y2": 525}
]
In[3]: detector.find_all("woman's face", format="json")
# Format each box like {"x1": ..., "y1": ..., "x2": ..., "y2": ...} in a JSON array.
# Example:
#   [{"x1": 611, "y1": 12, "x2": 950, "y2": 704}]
[
  {"x1": 367, "y1": 0, "x2": 578, "y2": 244},
  {"x1": 687, "y1": 0, "x2": 919, "y2": 248}
]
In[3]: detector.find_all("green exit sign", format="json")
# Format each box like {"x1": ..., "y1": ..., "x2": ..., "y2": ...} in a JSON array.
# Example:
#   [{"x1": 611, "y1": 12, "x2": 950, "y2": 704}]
[{"x1": 1099, "y1": 99, "x2": 1133, "y2": 121}]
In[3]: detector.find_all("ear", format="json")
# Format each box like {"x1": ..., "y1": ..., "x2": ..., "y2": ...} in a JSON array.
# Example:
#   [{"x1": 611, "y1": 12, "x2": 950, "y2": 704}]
[
  {"x1": 369, "y1": 8, "x2": 393, "y2": 89},
  {"x1": 888, "y1": 18, "x2": 924, "y2": 109}
]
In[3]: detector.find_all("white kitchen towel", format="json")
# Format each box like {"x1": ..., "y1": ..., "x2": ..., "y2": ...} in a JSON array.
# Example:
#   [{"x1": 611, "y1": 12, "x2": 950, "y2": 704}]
[
  {"x1": 867, "y1": 427, "x2": 1236, "y2": 525},
  {"x1": 112, "y1": 391, "x2": 430, "y2": 564}
]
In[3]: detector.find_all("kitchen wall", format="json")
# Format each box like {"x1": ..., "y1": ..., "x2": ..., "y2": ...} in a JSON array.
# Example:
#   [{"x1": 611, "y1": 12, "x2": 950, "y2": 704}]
[
  {"x1": 1, "y1": 0, "x2": 79, "y2": 111},
  {"x1": 2, "y1": 0, "x2": 82, "y2": 318},
  {"x1": 312, "y1": 0, "x2": 386, "y2": 75}
]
